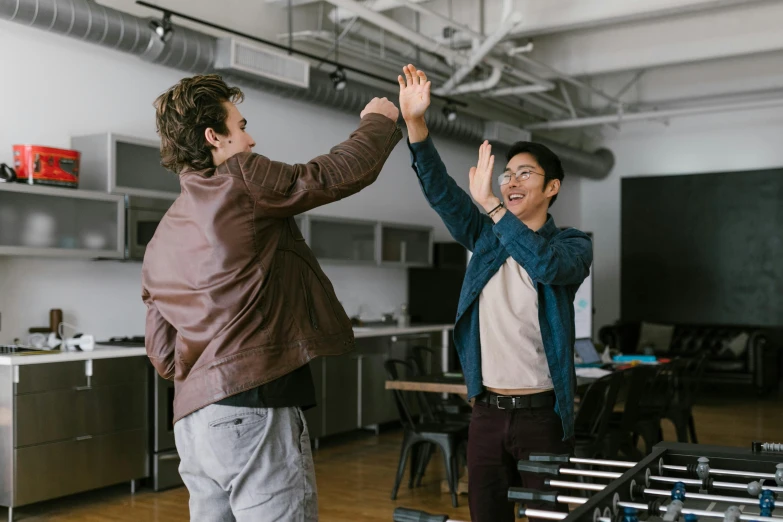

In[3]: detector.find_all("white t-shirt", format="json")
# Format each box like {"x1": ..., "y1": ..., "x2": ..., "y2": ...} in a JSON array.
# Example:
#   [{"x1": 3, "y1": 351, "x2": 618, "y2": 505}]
[{"x1": 478, "y1": 257, "x2": 553, "y2": 391}]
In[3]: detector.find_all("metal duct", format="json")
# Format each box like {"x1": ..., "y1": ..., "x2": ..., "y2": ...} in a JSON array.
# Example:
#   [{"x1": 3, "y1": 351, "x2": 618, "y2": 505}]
[
  {"x1": 537, "y1": 139, "x2": 615, "y2": 180},
  {"x1": 0, "y1": 0, "x2": 214, "y2": 71},
  {"x1": 0, "y1": 0, "x2": 614, "y2": 178}
]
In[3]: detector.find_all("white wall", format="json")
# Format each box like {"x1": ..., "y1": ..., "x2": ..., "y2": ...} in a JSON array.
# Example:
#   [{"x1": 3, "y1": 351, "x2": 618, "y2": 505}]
[
  {"x1": 0, "y1": 21, "x2": 470, "y2": 343},
  {"x1": 583, "y1": 106, "x2": 783, "y2": 335},
  {"x1": 0, "y1": 18, "x2": 584, "y2": 344}
]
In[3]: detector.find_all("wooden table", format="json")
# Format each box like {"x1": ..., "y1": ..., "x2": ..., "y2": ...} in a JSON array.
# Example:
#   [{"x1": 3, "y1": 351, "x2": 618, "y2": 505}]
[
  {"x1": 385, "y1": 373, "x2": 597, "y2": 394},
  {"x1": 384, "y1": 373, "x2": 599, "y2": 497},
  {"x1": 384, "y1": 374, "x2": 469, "y2": 395}
]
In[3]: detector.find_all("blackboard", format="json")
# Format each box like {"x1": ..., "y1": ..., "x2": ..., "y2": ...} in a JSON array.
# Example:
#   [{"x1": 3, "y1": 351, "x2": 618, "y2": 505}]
[{"x1": 621, "y1": 168, "x2": 783, "y2": 326}]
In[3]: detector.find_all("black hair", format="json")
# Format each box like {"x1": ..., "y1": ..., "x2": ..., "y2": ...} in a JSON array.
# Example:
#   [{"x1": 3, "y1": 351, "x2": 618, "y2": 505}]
[{"x1": 505, "y1": 141, "x2": 564, "y2": 207}]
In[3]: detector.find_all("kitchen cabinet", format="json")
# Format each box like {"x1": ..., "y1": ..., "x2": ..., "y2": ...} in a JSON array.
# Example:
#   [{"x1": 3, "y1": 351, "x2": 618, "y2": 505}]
[
  {"x1": 358, "y1": 353, "x2": 399, "y2": 427},
  {"x1": 308, "y1": 216, "x2": 376, "y2": 264},
  {"x1": 71, "y1": 133, "x2": 181, "y2": 199},
  {"x1": 0, "y1": 357, "x2": 148, "y2": 516},
  {"x1": 0, "y1": 183, "x2": 124, "y2": 259},
  {"x1": 294, "y1": 214, "x2": 434, "y2": 267},
  {"x1": 380, "y1": 224, "x2": 433, "y2": 266},
  {"x1": 302, "y1": 358, "x2": 324, "y2": 440},
  {"x1": 322, "y1": 354, "x2": 359, "y2": 437}
]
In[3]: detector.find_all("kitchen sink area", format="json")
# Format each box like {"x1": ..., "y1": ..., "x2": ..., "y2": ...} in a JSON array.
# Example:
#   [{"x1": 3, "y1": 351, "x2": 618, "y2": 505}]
[{"x1": 0, "y1": 346, "x2": 52, "y2": 355}]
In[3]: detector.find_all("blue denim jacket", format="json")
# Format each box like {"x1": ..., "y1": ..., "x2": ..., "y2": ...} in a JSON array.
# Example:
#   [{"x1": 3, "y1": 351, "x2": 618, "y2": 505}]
[{"x1": 408, "y1": 136, "x2": 593, "y2": 440}]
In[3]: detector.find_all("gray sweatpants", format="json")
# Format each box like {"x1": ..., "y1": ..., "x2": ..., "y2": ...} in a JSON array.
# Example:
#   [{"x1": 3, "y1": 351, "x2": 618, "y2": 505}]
[{"x1": 174, "y1": 404, "x2": 318, "y2": 521}]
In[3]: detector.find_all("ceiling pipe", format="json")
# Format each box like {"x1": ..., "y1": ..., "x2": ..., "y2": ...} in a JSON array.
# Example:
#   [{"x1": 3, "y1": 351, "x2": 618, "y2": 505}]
[
  {"x1": 0, "y1": 0, "x2": 615, "y2": 178},
  {"x1": 443, "y1": 65, "x2": 503, "y2": 95},
  {"x1": 436, "y1": 0, "x2": 521, "y2": 95},
  {"x1": 512, "y1": 53, "x2": 624, "y2": 109},
  {"x1": 321, "y1": 0, "x2": 554, "y2": 94},
  {"x1": 525, "y1": 96, "x2": 783, "y2": 130},
  {"x1": 483, "y1": 83, "x2": 552, "y2": 97},
  {"x1": 323, "y1": 0, "x2": 463, "y2": 63},
  {"x1": 396, "y1": 0, "x2": 483, "y2": 39}
]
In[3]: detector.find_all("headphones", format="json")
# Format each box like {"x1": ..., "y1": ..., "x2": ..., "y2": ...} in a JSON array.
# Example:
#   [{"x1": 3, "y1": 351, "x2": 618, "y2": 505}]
[
  {"x1": 46, "y1": 332, "x2": 95, "y2": 351},
  {"x1": 39, "y1": 321, "x2": 96, "y2": 351}
]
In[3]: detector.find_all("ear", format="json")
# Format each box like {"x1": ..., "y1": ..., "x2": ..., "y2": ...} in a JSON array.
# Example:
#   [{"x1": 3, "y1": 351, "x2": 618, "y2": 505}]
[
  {"x1": 546, "y1": 179, "x2": 561, "y2": 199},
  {"x1": 204, "y1": 127, "x2": 221, "y2": 149}
]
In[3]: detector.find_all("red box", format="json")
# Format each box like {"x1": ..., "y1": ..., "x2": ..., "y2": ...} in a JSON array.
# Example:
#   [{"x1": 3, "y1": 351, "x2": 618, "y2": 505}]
[{"x1": 12, "y1": 145, "x2": 80, "y2": 188}]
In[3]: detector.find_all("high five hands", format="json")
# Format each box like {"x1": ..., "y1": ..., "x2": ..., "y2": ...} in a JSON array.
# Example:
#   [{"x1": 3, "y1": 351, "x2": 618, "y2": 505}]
[
  {"x1": 398, "y1": 64, "x2": 431, "y2": 142},
  {"x1": 399, "y1": 64, "x2": 500, "y2": 215},
  {"x1": 469, "y1": 140, "x2": 500, "y2": 212}
]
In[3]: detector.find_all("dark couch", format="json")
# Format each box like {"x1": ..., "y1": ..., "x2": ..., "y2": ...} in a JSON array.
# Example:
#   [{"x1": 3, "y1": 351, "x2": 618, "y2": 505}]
[{"x1": 598, "y1": 321, "x2": 782, "y2": 395}]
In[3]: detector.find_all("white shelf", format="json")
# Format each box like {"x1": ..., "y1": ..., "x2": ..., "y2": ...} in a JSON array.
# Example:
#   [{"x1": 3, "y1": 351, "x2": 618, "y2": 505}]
[
  {"x1": 0, "y1": 183, "x2": 125, "y2": 258},
  {"x1": 0, "y1": 246, "x2": 123, "y2": 259},
  {"x1": 0, "y1": 182, "x2": 123, "y2": 202}
]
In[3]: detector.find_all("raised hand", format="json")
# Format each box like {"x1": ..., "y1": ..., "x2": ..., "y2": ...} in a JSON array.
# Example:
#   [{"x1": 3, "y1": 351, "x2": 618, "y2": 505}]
[
  {"x1": 398, "y1": 64, "x2": 431, "y2": 122},
  {"x1": 360, "y1": 97, "x2": 400, "y2": 122},
  {"x1": 469, "y1": 140, "x2": 499, "y2": 211}
]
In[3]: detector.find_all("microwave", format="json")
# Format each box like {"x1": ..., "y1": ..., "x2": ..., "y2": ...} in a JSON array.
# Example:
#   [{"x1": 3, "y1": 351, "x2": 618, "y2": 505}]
[{"x1": 126, "y1": 196, "x2": 174, "y2": 260}]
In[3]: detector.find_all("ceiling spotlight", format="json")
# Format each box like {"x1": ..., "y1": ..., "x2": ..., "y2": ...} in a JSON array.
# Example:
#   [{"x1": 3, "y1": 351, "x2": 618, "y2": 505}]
[
  {"x1": 149, "y1": 12, "x2": 173, "y2": 43},
  {"x1": 442, "y1": 104, "x2": 458, "y2": 122},
  {"x1": 330, "y1": 67, "x2": 347, "y2": 91}
]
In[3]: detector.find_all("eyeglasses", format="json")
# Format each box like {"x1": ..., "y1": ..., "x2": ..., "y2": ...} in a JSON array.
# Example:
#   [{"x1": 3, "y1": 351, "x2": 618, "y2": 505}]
[{"x1": 497, "y1": 169, "x2": 544, "y2": 186}]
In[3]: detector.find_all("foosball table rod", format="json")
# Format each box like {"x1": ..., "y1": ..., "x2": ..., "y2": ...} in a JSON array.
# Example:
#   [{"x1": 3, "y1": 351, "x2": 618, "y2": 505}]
[
  {"x1": 541, "y1": 479, "x2": 782, "y2": 508},
  {"x1": 521, "y1": 504, "x2": 783, "y2": 522},
  {"x1": 529, "y1": 454, "x2": 783, "y2": 484},
  {"x1": 545, "y1": 478, "x2": 782, "y2": 497},
  {"x1": 521, "y1": 461, "x2": 783, "y2": 495}
]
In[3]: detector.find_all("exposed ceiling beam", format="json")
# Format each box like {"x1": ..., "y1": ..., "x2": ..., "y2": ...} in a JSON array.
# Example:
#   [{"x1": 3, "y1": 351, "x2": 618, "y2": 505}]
[
  {"x1": 501, "y1": 0, "x2": 772, "y2": 38},
  {"x1": 524, "y1": 96, "x2": 783, "y2": 130},
  {"x1": 526, "y1": 0, "x2": 783, "y2": 79}
]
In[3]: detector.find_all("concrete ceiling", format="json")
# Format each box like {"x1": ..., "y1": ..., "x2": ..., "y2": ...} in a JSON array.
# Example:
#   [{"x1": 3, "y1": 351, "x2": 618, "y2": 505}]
[{"x1": 129, "y1": 0, "x2": 783, "y2": 134}]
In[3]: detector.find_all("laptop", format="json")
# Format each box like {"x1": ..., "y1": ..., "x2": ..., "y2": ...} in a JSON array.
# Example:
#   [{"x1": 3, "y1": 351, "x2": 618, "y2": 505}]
[{"x1": 574, "y1": 338, "x2": 601, "y2": 364}]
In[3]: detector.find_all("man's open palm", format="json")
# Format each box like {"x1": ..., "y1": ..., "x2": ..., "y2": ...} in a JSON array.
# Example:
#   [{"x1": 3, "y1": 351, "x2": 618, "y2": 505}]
[{"x1": 398, "y1": 64, "x2": 431, "y2": 121}]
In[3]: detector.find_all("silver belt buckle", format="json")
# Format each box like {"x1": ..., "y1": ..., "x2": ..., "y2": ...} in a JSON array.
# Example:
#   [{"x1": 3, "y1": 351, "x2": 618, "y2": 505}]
[{"x1": 496, "y1": 395, "x2": 514, "y2": 409}]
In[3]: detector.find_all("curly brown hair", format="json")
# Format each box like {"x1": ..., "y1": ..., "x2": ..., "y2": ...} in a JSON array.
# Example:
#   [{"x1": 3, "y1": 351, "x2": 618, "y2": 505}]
[{"x1": 154, "y1": 74, "x2": 244, "y2": 173}]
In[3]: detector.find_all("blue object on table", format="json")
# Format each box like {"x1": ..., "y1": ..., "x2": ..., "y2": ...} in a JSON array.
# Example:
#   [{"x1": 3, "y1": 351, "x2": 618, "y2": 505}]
[
  {"x1": 684, "y1": 514, "x2": 699, "y2": 522},
  {"x1": 613, "y1": 354, "x2": 658, "y2": 363},
  {"x1": 623, "y1": 506, "x2": 639, "y2": 522}
]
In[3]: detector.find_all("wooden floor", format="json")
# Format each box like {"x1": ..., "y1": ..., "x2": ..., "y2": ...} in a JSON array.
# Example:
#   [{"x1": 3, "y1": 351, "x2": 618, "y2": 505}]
[{"x1": 8, "y1": 387, "x2": 783, "y2": 522}]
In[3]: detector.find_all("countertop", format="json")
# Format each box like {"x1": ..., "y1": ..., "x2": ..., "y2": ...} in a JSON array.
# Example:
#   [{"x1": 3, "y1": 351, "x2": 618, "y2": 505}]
[{"x1": 0, "y1": 324, "x2": 454, "y2": 366}]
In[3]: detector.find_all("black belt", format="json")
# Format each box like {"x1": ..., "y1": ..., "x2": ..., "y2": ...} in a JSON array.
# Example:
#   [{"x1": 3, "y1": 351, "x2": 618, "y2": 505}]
[{"x1": 477, "y1": 390, "x2": 555, "y2": 410}]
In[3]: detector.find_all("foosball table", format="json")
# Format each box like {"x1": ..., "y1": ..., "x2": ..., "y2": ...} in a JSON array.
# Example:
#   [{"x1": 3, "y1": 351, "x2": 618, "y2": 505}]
[{"x1": 394, "y1": 441, "x2": 783, "y2": 522}]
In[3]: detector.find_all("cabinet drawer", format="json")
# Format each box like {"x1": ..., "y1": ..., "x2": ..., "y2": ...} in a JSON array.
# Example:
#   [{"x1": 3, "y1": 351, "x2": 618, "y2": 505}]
[
  {"x1": 14, "y1": 428, "x2": 148, "y2": 507},
  {"x1": 15, "y1": 362, "x2": 86, "y2": 395},
  {"x1": 359, "y1": 354, "x2": 399, "y2": 427},
  {"x1": 91, "y1": 356, "x2": 148, "y2": 386},
  {"x1": 302, "y1": 359, "x2": 324, "y2": 440},
  {"x1": 15, "y1": 382, "x2": 147, "y2": 447},
  {"x1": 323, "y1": 355, "x2": 359, "y2": 437}
]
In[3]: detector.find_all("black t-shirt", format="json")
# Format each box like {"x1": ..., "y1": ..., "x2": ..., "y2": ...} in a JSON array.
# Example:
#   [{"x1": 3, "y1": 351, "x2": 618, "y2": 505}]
[{"x1": 215, "y1": 363, "x2": 316, "y2": 410}]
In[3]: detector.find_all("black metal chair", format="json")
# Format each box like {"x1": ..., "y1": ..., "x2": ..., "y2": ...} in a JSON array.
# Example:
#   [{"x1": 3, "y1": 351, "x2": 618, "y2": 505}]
[
  {"x1": 605, "y1": 365, "x2": 660, "y2": 459},
  {"x1": 664, "y1": 352, "x2": 709, "y2": 443},
  {"x1": 573, "y1": 371, "x2": 624, "y2": 459},
  {"x1": 409, "y1": 346, "x2": 472, "y2": 416},
  {"x1": 630, "y1": 362, "x2": 677, "y2": 454},
  {"x1": 385, "y1": 359, "x2": 468, "y2": 508}
]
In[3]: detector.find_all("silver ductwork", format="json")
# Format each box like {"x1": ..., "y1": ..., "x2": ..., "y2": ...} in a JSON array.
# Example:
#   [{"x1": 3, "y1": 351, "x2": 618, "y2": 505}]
[{"x1": 0, "y1": 0, "x2": 614, "y2": 178}]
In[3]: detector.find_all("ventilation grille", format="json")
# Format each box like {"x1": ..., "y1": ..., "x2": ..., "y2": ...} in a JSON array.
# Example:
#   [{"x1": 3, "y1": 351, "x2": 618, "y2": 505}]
[
  {"x1": 483, "y1": 121, "x2": 531, "y2": 145},
  {"x1": 215, "y1": 38, "x2": 310, "y2": 89}
]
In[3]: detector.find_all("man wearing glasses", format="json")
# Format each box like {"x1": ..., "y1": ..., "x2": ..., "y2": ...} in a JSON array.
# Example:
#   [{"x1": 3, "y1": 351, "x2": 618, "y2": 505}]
[{"x1": 398, "y1": 64, "x2": 593, "y2": 522}]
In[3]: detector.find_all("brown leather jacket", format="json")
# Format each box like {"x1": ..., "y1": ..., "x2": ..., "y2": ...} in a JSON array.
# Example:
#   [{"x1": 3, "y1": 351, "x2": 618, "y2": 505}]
[{"x1": 142, "y1": 113, "x2": 402, "y2": 423}]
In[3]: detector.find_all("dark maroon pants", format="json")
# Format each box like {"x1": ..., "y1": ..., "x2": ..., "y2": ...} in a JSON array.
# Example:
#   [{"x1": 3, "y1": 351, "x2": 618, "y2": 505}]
[{"x1": 467, "y1": 397, "x2": 574, "y2": 522}]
